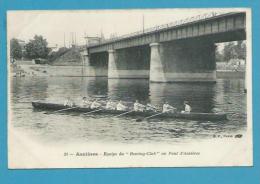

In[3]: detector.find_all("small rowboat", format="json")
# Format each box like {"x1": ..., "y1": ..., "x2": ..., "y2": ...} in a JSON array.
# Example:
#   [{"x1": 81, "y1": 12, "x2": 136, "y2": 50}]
[{"x1": 32, "y1": 102, "x2": 228, "y2": 121}]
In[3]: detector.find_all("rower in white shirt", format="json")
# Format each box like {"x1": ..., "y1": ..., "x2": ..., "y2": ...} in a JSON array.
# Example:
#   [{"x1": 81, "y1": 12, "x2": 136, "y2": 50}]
[
  {"x1": 162, "y1": 101, "x2": 176, "y2": 113},
  {"x1": 133, "y1": 100, "x2": 146, "y2": 112},
  {"x1": 64, "y1": 97, "x2": 74, "y2": 107},
  {"x1": 116, "y1": 100, "x2": 128, "y2": 111},
  {"x1": 106, "y1": 99, "x2": 116, "y2": 110},
  {"x1": 181, "y1": 101, "x2": 191, "y2": 113},
  {"x1": 90, "y1": 99, "x2": 101, "y2": 109},
  {"x1": 82, "y1": 97, "x2": 92, "y2": 108},
  {"x1": 146, "y1": 103, "x2": 158, "y2": 112}
]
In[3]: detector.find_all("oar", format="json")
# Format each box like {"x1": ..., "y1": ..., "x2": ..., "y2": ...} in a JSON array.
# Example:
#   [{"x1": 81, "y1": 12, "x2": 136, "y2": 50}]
[
  {"x1": 114, "y1": 110, "x2": 134, "y2": 118},
  {"x1": 136, "y1": 112, "x2": 165, "y2": 122},
  {"x1": 83, "y1": 108, "x2": 103, "y2": 115},
  {"x1": 45, "y1": 106, "x2": 78, "y2": 114}
]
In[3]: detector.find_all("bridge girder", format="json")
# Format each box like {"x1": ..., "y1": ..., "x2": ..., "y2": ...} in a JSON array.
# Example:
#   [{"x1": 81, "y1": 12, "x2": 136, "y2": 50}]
[{"x1": 88, "y1": 12, "x2": 246, "y2": 54}]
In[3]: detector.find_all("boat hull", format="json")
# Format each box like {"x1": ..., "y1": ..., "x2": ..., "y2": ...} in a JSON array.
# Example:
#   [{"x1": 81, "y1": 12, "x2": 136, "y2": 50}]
[{"x1": 32, "y1": 102, "x2": 227, "y2": 121}]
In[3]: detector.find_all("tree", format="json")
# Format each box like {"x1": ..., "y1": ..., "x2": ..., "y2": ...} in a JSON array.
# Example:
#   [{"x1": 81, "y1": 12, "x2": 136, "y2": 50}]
[
  {"x1": 222, "y1": 41, "x2": 246, "y2": 62},
  {"x1": 223, "y1": 42, "x2": 236, "y2": 61},
  {"x1": 235, "y1": 41, "x2": 246, "y2": 60},
  {"x1": 215, "y1": 49, "x2": 224, "y2": 62},
  {"x1": 25, "y1": 35, "x2": 50, "y2": 59},
  {"x1": 10, "y1": 38, "x2": 22, "y2": 62}
]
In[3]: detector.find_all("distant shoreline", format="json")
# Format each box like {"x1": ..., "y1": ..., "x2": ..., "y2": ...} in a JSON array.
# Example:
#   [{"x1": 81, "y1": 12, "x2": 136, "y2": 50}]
[
  {"x1": 11, "y1": 63, "x2": 245, "y2": 79},
  {"x1": 216, "y1": 70, "x2": 245, "y2": 79}
]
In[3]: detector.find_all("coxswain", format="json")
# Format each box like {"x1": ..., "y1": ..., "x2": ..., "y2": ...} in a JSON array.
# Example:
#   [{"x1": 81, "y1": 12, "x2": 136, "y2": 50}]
[
  {"x1": 82, "y1": 97, "x2": 92, "y2": 107},
  {"x1": 116, "y1": 100, "x2": 128, "y2": 111},
  {"x1": 64, "y1": 97, "x2": 74, "y2": 107},
  {"x1": 181, "y1": 101, "x2": 191, "y2": 113},
  {"x1": 90, "y1": 99, "x2": 101, "y2": 109},
  {"x1": 133, "y1": 100, "x2": 146, "y2": 112},
  {"x1": 106, "y1": 99, "x2": 116, "y2": 110},
  {"x1": 162, "y1": 101, "x2": 176, "y2": 113},
  {"x1": 146, "y1": 103, "x2": 158, "y2": 112}
]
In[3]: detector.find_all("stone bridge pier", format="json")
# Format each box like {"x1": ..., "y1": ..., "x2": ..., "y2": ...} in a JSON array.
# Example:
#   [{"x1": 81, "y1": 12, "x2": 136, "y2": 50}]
[
  {"x1": 86, "y1": 12, "x2": 245, "y2": 81},
  {"x1": 149, "y1": 39, "x2": 216, "y2": 82},
  {"x1": 81, "y1": 51, "x2": 108, "y2": 77},
  {"x1": 108, "y1": 46, "x2": 150, "y2": 79},
  {"x1": 84, "y1": 38, "x2": 216, "y2": 82}
]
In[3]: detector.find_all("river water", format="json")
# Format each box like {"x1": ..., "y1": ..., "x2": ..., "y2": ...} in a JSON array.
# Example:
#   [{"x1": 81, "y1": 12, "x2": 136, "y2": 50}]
[{"x1": 10, "y1": 77, "x2": 247, "y2": 145}]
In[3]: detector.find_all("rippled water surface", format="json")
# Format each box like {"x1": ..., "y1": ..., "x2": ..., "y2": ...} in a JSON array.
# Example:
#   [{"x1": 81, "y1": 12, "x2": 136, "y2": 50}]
[{"x1": 10, "y1": 77, "x2": 247, "y2": 145}]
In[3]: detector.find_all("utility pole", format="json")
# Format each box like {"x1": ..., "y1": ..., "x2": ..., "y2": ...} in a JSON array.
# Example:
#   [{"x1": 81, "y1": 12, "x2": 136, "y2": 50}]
[
  {"x1": 63, "y1": 33, "x2": 66, "y2": 48},
  {"x1": 68, "y1": 34, "x2": 71, "y2": 48},
  {"x1": 75, "y1": 32, "x2": 77, "y2": 45},
  {"x1": 69, "y1": 32, "x2": 71, "y2": 47},
  {"x1": 142, "y1": 14, "x2": 145, "y2": 33},
  {"x1": 70, "y1": 32, "x2": 73, "y2": 46},
  {"x1": 72, "y1": 32, "x2": 74, "y2": 46},
  {"x1": 73, "y1": 32, "x2": 75, "y2": 46}
]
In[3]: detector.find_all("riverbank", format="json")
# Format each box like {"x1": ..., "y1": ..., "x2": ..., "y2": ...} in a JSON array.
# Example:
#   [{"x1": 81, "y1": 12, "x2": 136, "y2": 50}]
[
  {"x1": 11, "y1": 64, "x2": 245, "y2": 79},
  {"x1": 216, "y1": 70, "x2": 245, "y2": 79},
  {"x1": 11, "y1": 64, "x2": 85, "y2": 77}
]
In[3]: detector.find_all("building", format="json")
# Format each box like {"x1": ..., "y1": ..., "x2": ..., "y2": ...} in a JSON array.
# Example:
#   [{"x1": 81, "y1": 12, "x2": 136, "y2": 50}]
[{"x1": 84, "y1": 36, "x2": 102, "y2": 46}]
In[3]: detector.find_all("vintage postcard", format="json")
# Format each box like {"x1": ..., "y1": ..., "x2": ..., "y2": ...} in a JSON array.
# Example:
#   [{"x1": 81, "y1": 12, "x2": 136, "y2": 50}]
[{"x1": 7, "y1": 8, "x2": 252, "y2": 168}]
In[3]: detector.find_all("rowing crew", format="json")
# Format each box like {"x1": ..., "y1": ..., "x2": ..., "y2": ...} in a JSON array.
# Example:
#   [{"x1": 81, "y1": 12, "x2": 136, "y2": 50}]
[{"x1": 64, "y1": 97, "x2": 192, "y2": 113}]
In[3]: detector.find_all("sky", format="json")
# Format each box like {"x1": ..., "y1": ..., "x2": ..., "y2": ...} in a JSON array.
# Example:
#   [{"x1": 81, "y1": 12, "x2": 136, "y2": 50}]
[{"x1": 7, "y1": 9, "x2": 236, "y2": 48}]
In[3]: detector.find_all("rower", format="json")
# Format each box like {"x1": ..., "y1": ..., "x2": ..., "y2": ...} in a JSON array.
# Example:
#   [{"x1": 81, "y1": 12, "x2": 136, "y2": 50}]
[
  {"x1": 162, "y1": 101, "x2": 176, "y2": 113},
  {"x1": 64, "y1": 97, "x2": 74, "y2": 107},
  {"x1": 90, "y1": 99, "x2": 101, "y2": 109},
  {"x1": 116, "y1": 100, "x2": 128, "y2": 111},
  {"x1": 82, "y1": 97, "x2": 92, "y2": 108},
  {"x1": 181, "y1": 101, "x2": 191, "y2": 113},
  {"x1": 106, "y1": 99, "x2": 116, "y2": 110},
  {"x1": 146, "y1": 103, "x2": 158, "y2": 112},
  {"x1": 133, "y1": 100, "x2": 146, "y2": 112}
]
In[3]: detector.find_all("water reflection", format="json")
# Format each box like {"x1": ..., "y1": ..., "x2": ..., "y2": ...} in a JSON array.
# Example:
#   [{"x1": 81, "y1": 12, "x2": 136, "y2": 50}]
[
  {"x1": 149, "y1": 82, "x2": 216, "y2": 112},
  {"x1": 10, "y1": 77, "x2": 247, "y2": 144},
  {"x1": 108, "y1": 79, "x2": 149, "y2": 102},
  {"x1": 11, "y1": 77, "x2": 48, "y2": 102},
  {"x1": 82, "y1": 77, "x2": 108, "y2": 98}
]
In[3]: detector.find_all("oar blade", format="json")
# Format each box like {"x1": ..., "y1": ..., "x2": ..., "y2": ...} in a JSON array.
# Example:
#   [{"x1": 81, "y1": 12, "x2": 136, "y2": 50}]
[
  {"x1": 114, "y1": 110, "x2": 134, "y2": 118},
  {"x1": 44, "y1": 106, "x2": 77, "y2": 114},
  {"x1": 136, "y1": 112, "x2": 164, "y2": 122},
  {"x1": 83, "y1": 108, "x2": 103, "y2": 115}
]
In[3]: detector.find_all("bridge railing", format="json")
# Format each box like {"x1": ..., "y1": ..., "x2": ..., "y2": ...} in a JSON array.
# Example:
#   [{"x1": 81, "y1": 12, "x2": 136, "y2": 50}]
[{"x1": 87, "y1": 11, "x2": 232, "y2": 47}]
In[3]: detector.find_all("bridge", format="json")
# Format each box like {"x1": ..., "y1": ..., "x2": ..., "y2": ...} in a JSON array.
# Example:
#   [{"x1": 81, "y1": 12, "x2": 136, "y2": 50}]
[{"x1": 81, "y1": 11, "x2": 246, "y2": 82}]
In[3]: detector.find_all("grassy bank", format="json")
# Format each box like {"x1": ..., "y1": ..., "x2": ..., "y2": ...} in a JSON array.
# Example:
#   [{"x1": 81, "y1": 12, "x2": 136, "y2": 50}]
[{"x1": 216, "y1": 70, "x2": 245, "y2": 79}]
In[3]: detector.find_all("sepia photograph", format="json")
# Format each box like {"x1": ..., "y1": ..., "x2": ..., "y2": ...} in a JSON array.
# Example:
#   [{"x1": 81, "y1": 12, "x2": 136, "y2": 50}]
[{"x1": 7, "y1": 8, "x2": 252, "y2": 168}]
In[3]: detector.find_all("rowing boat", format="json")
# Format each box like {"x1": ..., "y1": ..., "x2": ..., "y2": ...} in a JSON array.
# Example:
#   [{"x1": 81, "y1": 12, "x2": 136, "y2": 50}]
[{"x1": 32, "y1": 102, "x2": 228, "y2": 121}]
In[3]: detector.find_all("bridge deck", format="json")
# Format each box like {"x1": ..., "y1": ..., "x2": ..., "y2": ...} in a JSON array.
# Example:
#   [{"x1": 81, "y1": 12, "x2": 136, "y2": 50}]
[{"x1": 87, "y1": 12, "x2": 246, "y2": 54}]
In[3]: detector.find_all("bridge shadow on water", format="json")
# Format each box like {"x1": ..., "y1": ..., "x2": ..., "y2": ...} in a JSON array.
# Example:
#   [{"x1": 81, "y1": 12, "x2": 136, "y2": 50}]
[
  {"x1": 105, "y1": 78, "x2": 216, "y2": 113},
  {"x1": 11, "y1": 76, "x2": 246, "y2": 144}
]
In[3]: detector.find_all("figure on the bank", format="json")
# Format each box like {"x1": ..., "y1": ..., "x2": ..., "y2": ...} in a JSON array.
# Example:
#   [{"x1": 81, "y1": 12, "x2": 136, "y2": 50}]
[
  {"x1": 116, "y1": 100, "x2": 128, "y2": 111},
  {"x1": 133, "y1": 100, "x2": 146, "y2": 112},
  {"x1": 162, "y1": 101, "x2": 176, "y2": 113},
  {"x1": 181, "y1": 101, "x2": 191, "y2": 113},
  {"x1": 212, "y1": 107, "x2": 222, "y2": 113}
]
